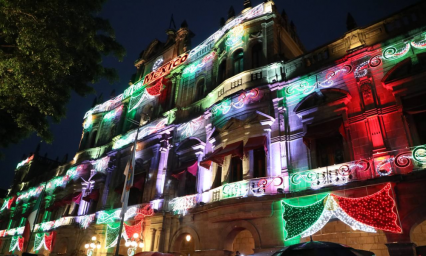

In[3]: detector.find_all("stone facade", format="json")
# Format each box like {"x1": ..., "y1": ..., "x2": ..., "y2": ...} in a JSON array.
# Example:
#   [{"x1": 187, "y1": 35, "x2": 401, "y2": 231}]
[{"x1": 2, "y1": 1, "x2": 426, "y2": 256}]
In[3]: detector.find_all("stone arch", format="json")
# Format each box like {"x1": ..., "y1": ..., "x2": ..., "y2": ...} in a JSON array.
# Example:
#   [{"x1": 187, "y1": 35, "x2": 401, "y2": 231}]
[
  {"x1": 169, "y1": 226, "x2": 201, "y2": 253},
  {"x1": 403, "y1": 203, "x2": 426, "y2": 245},
  {"x1": 300, "y1": 219, "x2": 389, "y2": 256},
  {"x1": 175, "y1": 137, "x2": 205, "y2": 152},
  {"x1": 294, "y1": 88, "x2": 351, "y2": 114},
  {"x1": 220, "y1": 220, "x2": 261, "y2": 251}
]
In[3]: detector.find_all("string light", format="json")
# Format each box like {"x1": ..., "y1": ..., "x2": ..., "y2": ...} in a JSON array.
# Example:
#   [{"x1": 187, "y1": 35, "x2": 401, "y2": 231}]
[
  {"x1": 178, "y1": 116, "x2": 204, "y2": 138},
  {"x1": 212, "y1": 89, "x2": 259, "y2": 116},
  {"x1": 223, "y1": 181, "x2": 249, "y2": 199},
  {"x1": 281, "y1": 194, "x2": 328, "y2": 240},
  {"x1": 411, "y1": 33, "x2": 426, "y2": 49},
  {"x1": 183, "y1": 52, "x2": 216, "y2": 74},
  {"x1": 170, "y1": 195, "x2": 198, "y2": 215},
  {"x1": 84, "y1": 94, "x2": 123, "y2": 118},
  {"x1": 382, "y1": 43, "x2": 410, "y2": 60},
  {"x1": 128, "y1": 89, "x2": 155, "y2": 112},
  {"x1": 34, "y1": 233, "x2": 45, "y2": 251},
  {"x1": 105, "y1": 223, "x2": 121, "y2": 248},
  {"x1": 250, "y1": 177, "x2": 284, "y2": 196},
  {"x1": 188, "y1": 3, "x2": 265, "y2": 58},
  {"x1": 9, "y1": 236, "x2": 24, "y2": 252},
  {"x1": 332, "y1": 183, "x2": 402, "y2": 233},
  {"x1": 78, "y1": 214, "x2": 96, "y2": 229},
  {"x1": 300, "y1": 196, "x2": 376, "y2": 238},
  {"x1": 16, "y1": 155, "x2": 34, "y2": 169},
  {"x1": 412, "y1": 146, "x2": 426, "y2": 163},
  {"x1": 152, "y1": 57, "x2": 164, "y2": 71}
]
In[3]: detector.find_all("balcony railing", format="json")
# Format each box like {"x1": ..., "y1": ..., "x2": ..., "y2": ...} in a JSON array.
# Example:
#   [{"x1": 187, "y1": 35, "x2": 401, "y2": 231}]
[{"x1": 169, "y1": 145, "x2": 426, "y2": 214}]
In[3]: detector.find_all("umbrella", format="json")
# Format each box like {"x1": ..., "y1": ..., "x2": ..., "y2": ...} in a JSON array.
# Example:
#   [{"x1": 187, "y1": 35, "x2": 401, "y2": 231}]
[{"x1": 271, "y1": 241, "x2": 375, "y2": 256}]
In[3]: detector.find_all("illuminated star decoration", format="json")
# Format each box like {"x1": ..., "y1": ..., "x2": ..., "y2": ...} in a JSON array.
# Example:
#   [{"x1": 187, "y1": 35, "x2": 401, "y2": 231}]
[{"x1": 281, "y1": 183, "x2": 401, "y2": 241}]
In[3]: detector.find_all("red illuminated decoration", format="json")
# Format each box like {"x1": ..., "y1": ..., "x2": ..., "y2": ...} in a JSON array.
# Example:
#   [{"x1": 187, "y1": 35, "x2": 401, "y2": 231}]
[
  {"x1": 134, "y1": 204, "x2": 154, "y2": 221},
  {"x1": 332, "y1": 183, "x2": 402, "y2": 233},
  {"x1": 143, "y1": 53, "x2": 188, "y2": 85},
  {"x1": 44, "y1": 232, "x2": 56, "y2": 251},
  {"x1": 18, "y1": 237, "x2": 24, "y2": 251},
  {"x1": 124, "y1": 220, "x2": 142, "y2": 239},
  {"x1": 146, "y1": 78, "x2": 163, "y2": 96}
]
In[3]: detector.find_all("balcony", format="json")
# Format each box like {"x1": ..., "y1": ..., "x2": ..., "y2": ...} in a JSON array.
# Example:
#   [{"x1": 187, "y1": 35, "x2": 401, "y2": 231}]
[{"x1": 168, "y1": 144, "x2": 426, "y2": 214}]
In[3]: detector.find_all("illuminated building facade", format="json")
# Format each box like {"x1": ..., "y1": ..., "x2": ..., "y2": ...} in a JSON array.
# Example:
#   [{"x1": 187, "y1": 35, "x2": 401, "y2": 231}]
[{"x1": 2, "y1": 1, "x2": 426, "y2": 256}]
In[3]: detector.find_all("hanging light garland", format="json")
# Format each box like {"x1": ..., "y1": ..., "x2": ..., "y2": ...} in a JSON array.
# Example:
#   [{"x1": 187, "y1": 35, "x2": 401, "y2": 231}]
[
  {"x1": 281, "y1": 183, "x2": 402, "y2": 240},
  {"x1": 282, "y1": 194, "x2": 328, "y2": 240},
  {"x1": 9, "y1": 236, "x2": 24, "y2": 252},
  {"x1": 332, "y1": 183, "x2": 402, "y2": 233},
  {"x1": 105, "y1": 223, "x2": 121, "y2": 248}
]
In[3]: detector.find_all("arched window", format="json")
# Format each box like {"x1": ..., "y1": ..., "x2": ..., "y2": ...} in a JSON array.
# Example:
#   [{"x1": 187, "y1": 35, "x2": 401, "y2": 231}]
[
  {"x1": 218, "y1": 60, "x2": 227, "y2": 84},
  {"x1": 252, "y1": 44, "x2": 262, "y2": 68},
  {"x1": 89, "y1": 130, "x2": 97, "y2": 148},
  {"x1": 80, "y1": 132, "x2": 89, "y2": 150},
  {"x1": 196, "y1": 79, "x2": 205, "y2": 101},
  {"x1": 233, "y1": 49, "x2": 244, "y2": 75}
]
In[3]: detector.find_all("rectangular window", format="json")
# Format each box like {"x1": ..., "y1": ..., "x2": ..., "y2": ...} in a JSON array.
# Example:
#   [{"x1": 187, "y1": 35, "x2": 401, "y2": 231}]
[
  {"x1": 229, "y1": 156, "x2": 243, "y2": 182},
  {"x1": 253, "y1": 148, "x2": 266, "y2": 178}
]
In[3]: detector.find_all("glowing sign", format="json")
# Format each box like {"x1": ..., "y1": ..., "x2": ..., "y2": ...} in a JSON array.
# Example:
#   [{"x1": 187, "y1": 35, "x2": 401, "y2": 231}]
[{"x1": 143, "y1": 53, "x2": 188, "y2": 85}]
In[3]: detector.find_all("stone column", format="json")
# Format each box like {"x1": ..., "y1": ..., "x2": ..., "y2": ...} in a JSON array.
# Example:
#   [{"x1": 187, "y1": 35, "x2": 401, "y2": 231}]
[
  {"x1": 156, "y1": 134, "x2": 171, "y2": 198},
  {"x1": 265, "y1": 128, "x2": 272, "y2": 177},
  {"x1": 385, "y1": 242, "x2": 416, "y2": 256},
  {"x1": 144, "y1": 146, "x2": 160, "y2": 202},
  {"x1": 261, "y1": 23, "x2": 268, "y2": 63},
  {"x1": 195, "y1": 150, "x2": 207, "y2": 193},
  {"x1": 150, "y1": 228, "x2": 157, "y2": 252}
]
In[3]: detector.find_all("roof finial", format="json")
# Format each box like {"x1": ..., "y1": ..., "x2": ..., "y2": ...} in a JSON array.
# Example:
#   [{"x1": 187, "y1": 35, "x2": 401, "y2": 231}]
[
  {"x1": 243, "y1": 0, "x2": 252, "y2": 9},
  {"x1": 169, "y1": 14, "x2": 176, "y2": 30},
  {"x1": 228, "y1": 6, "x2": 235, "y2": 20},
  {"x1": 346, "y1": 12, "x2": 357, "y2": 31}
]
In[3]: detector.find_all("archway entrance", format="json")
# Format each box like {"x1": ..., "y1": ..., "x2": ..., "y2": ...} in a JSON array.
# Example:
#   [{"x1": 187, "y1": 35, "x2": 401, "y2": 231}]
[
  {"x1": 175, "y1": 233, "x2": 195, "y2": 256},
  {"x1": 411, "y1": 219, "x2": 426, "y2": 255},
  {"x1": 230, "y1": 229, "x2": 255, "y2": 256},
  {"x1": 300, "y1": 219, "x2": 388, "y2": 256}
]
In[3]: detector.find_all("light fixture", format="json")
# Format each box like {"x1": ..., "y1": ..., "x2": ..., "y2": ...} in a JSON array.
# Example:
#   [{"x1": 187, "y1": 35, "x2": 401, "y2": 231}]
[
  {"x1": 186, "y1": 235, "x2": 191, "y2": 242},
  {"x1": 139, "y1": 242, "x2": 144, "y2": 248},
  {"x1": 125, "y1": 241, "x2": 130, "y2": 247},
  {"x1": 85, "y1": 244, "x2": 89, "y2": 249},
  {"x1": 90, "y1": 243, "x2": 95, "y2": 248},
  {"x1": 96, "y1": 244, "x2": 101, "y2": 249},
  {"x1": 92, "y1": 236, "x2": 96, "y2": 241},
  {"x1": 133, "y1": 233, "x2": 139, "y2": 239}
]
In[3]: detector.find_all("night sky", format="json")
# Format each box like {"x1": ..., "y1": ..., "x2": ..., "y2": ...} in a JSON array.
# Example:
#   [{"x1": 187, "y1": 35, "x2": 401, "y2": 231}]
[{"x1": 0, "y1": 0, "x2": 420, "y2": 190}]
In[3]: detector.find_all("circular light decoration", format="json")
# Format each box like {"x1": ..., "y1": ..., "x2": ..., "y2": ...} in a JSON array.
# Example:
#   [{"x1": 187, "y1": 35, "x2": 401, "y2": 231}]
[
  {"x1": 343, "y1": 65, "x2": 352, "y2": 73},
  {"x1": 355, "y1": 159, "x2": 370, "y2": 172},
  {"x1": 413, "y1": 146, "x2": 426, "y2": 163},
  {"x1": 394, "y1": 152, "x2": 412, "y2": 168},
  {"x1": 369, "y1": 55, "x2": 382, "y2": 67},
  {"x1": 152, "y1": 56, "x2": 163, "y2": 71}
]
